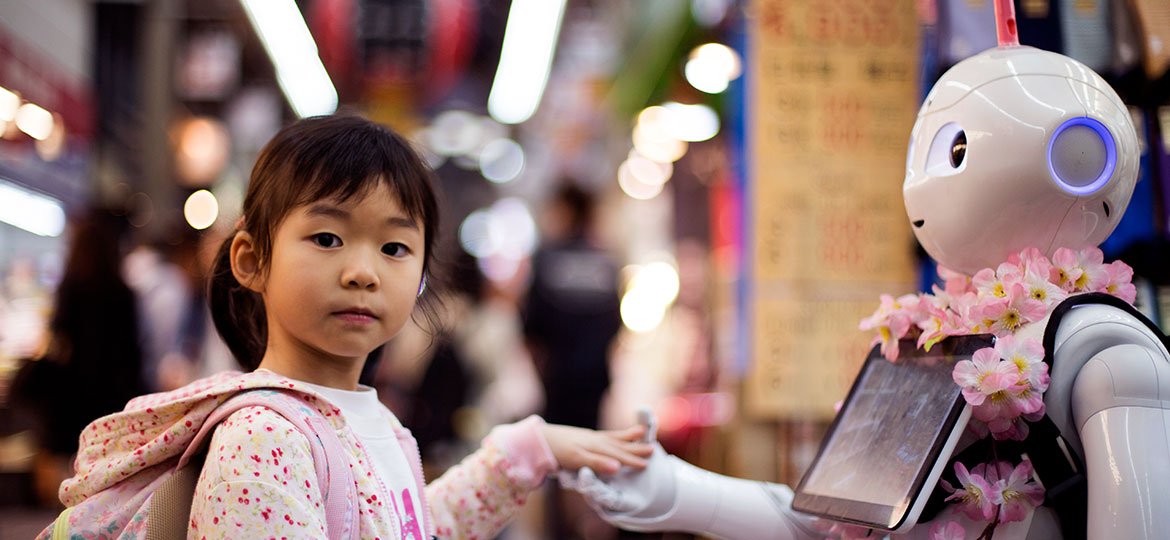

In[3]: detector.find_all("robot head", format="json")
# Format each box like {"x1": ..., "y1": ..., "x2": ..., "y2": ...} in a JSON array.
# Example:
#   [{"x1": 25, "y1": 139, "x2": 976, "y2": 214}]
[{"x1": 903, "y1": 47, "x2": 1140, "y2": 276}]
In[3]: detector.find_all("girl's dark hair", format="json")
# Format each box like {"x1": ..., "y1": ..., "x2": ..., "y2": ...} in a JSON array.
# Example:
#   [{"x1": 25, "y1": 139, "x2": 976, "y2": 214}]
[{"x1": 209, "y1": 114, "x2": 442, "y2": 371}]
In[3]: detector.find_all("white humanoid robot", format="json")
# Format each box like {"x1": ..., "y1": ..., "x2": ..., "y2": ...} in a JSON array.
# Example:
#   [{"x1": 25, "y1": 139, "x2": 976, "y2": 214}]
[{"x1": 566, "y1": 26, "x2": 1170, "y2": 540}]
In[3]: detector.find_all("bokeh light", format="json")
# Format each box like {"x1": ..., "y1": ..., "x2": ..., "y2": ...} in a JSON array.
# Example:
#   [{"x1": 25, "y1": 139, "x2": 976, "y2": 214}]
[
  {"x1": 479, "y1": 138, "x2": 526, "y2": 183},
  {"x1": 184, "y1": 189, "x2": 220, "y2": 230},
  {"x1": 459, "y1": 198, "x2": 538, "y2": 261},
  {"x1": 662, "y1": 102, "x2": 720, "y2": 142},
  {"x1": 176, "y1": 117, "x2": 231, "y2": 186},
  {"x1": 617, "y1": 160, "x2": 665, "y2": 200},
  {"x1": 684, "y1": 42, "x2": 742, "y2": 94},
  {"x1": 619, "y1": 261, "x2": 681, "y2": 332},
  {"x1": 621, "y1": 286, "x2": 668, "y2": 333}
]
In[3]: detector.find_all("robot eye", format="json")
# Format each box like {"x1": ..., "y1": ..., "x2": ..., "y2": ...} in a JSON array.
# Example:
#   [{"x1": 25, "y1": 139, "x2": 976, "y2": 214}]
[
  {"x1": 949, "y1": 131, "x2": 966, "y2": 168},
  {"x1": 924, "y1": 122, "x2": 966, "y2": 176}
]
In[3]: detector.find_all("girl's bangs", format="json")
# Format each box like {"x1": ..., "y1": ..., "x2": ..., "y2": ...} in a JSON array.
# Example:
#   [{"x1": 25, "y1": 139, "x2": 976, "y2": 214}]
[{"x1": 292, "y1": 131, "x2": 433, "y2": 224}]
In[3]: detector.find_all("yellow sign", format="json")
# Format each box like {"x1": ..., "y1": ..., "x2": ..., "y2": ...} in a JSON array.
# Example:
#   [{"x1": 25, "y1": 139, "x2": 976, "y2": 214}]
[{"x1": 747, "y1": 0, "x2": 920, "y2": 419}]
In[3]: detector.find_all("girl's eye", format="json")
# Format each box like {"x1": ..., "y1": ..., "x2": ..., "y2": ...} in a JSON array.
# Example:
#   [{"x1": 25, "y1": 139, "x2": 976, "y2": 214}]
[
  {"x1": 312, "y1": 233, "x2": 341, "y2": 248},
  {"x1": 382, "y1": 243, "x2": 410, "y2": 257}
]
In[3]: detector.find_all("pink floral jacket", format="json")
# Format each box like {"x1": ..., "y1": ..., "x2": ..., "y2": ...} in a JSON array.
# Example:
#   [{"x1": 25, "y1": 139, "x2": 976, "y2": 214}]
[{"x1": 39, "y1": 370, "x2": 558, "y2": 539}]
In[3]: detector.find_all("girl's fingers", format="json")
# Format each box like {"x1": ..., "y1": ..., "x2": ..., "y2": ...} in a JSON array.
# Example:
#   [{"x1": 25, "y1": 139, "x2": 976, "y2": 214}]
[
  {"x1": 607, "y1": 424, "x2": 647, "y2": 442},
  {"x1": 587, "y1": 450, "x2": 645, "y2": 473},
  {"x1": 595, "y1": 446, "x2": 649, "y2": 469},
  {"x1": 587, "y1": 436, "x2": 652, "y2": 458},
  {"x1": 628, "y1": 442, "x2": 654, "y2": 456},
  {"x1": 608, "y1": 435, "x2": 654, "y2": 455},
  {"x1": 589, "y1": 454, "x2": 623, "y2": 475},
  {"x1": 605, "y1": 441, "x2": 653, "y2": 459}
]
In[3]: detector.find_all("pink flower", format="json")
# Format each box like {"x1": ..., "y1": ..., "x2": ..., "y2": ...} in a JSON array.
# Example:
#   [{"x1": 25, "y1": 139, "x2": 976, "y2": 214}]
[
  {"x1": 860, "y1": 294, "x2": 920, "y2": 361},
  {"x1": 966, "y1": 418, "x2": 990, "y2": 439},
  {"x1": 1052, "y1": 247, "x2": 1108, "y2": 292},
  {"x1": 939, "y1": 266, "x2": 975, "y2": 297},
  {"x1": 994, "y1": 335, "x2": 1049, "y2": 392},
  {"x1": 1022, "y1": 264, "x2": 1067, "y2": 310},
  {"x1": 993, "y1": 460, "x2": 1045, "y2": 523},
  {"x1": 972, "y1": 268, "x2": 1004, "y2": 299},
  {"x1": 1010, "y1": 383, "x2": 1045, "y2": 416},
  {"x1": 971, "y1": 383, "x2": 1027, "y2": 425},
  {"x1": 1051, "y1": 248, "x2": 1085, "y2": 291},
  {"x1": 917, "y1": 301, "x2": 964, "y2": 351},
  {"x1": 943, "y1": 462, "x2": 997, "y2": 521},
  {"x1": 929, "y1": 521, "x2": 966, "y2": 540},
  {"x1": 1022, "y1": 406, "x2": 1046, "y2": 423},
  {"x1": 979, "y1": 284, "x2": 1047, "y2": 335},
  {"x1": 1099, "y1": 260, "x2": 1137, "y2": 303},
  {"x1": 988, "y1": 414, "x2": 1033, "y2": 441},
  {"x1": 972, "y1": 262, "x2": 1023, "y2": 299},
  {"x1": 1007, "y1": 247, "x2": 1050, "y2": 277},
  {"x1": 954, "y1": 347, "x2": 1031, "y2": 429},
  {"x1": 941, "y1": 292, "x2": 981, "y2": 334},
  {"x1": 953, "y1": 348, "x2": 1021, "y2": 408}
]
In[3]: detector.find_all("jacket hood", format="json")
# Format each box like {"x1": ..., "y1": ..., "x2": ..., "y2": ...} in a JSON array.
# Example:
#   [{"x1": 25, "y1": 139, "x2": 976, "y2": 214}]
[{"x1": 60, "y1": 370, "x2": 345, "y2": 505}]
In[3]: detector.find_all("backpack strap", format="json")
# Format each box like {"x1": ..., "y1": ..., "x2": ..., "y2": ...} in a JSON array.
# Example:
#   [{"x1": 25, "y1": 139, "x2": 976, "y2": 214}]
[
  {"x1": 1041, "y1": 292, "x2": 1170, "y2": 368},
  {"x1": 50, "y1": 506, "x2": 76, "y2": 540},
  {"x1": 177, "y1": 390, "x2": 359, "y2": 540}
]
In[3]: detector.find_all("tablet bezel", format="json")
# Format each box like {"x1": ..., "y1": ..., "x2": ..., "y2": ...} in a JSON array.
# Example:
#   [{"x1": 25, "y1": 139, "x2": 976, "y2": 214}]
[{"x1": 791, "y1": 334, "x2": 994, "y2": 532}]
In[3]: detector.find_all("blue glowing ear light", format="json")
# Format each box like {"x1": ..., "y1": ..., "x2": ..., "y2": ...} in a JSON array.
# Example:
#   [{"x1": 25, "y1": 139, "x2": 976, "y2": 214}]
[{"x1": 1047, "y1": 116, "x2": 1116, "y2": 196}]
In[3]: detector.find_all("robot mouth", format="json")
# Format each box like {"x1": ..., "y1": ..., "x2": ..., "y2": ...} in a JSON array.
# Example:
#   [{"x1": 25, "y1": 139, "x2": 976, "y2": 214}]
[{"x1": 912, "y1": 219, "x2": 925, "y2": 228}]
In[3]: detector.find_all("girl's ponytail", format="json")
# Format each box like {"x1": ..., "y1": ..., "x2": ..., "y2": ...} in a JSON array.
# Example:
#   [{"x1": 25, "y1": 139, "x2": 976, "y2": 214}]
[{"x1": 208, "y1": 233, "x2": 267, "y2": 370}]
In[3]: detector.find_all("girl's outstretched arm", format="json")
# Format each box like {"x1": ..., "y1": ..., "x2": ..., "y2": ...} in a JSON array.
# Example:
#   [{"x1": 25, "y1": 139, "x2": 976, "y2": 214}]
[
  {"x1": 424, "y1": 416, "x2": 652, "y2": 540},
  {"x1": 539, "y1": 423, "x2": 653, "y2": 474}
]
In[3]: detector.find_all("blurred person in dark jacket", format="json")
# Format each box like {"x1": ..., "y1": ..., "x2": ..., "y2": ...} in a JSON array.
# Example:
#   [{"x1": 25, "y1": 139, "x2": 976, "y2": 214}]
[
  {"x1": 524, "y1": 183, "x2": 621, "y2": 431},
  {"x1": 16, "y1": 207, "x2": 144, "y2": 505}
]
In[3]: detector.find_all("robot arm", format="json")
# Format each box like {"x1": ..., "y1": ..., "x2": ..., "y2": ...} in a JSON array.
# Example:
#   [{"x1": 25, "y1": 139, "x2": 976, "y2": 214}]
[
  {"x1": 1045, "y1": 302, "x2": 1170, "y2": 539},
  {"x1": 568, "y1": 447, "x2": 824, "y2": 540},
  {"x1": 1071, "y1": 343, "x2": 1170, "y2": 538},
  {"x1": 561, "y1": 413, "x2": 825, "y2": 540}
]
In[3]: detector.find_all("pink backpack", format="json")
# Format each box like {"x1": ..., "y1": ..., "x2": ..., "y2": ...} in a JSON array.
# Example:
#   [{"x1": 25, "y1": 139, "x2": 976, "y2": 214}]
[{"x1": 41, "y1": 389, "x2": 359, "y2": 539}]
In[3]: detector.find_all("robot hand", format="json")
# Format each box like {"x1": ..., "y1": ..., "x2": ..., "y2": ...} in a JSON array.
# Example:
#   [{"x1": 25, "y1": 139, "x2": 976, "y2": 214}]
[
  {"x1": 558, "y1": 410, "x2": 678, "y2": 521},
  {"x1": 559, "y1": 410, "x2": 824, "y2": 540}
]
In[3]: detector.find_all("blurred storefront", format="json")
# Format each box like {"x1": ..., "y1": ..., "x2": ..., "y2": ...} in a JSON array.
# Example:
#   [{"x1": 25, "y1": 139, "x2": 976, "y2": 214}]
[{"x1": 0, "y1": 1, "x2": 93, "y2": 368}]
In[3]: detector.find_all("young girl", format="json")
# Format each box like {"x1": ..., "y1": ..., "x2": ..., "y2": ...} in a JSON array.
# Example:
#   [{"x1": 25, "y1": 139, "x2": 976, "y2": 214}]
[{"x1": 52, "y1": 115, "x2": 650, "y2": 540}]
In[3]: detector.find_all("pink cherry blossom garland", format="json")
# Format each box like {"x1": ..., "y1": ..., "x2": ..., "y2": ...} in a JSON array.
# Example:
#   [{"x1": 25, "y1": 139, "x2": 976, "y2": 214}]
[{"x1": 857, "y1": 246, "x2": 1136, "y2": 539}]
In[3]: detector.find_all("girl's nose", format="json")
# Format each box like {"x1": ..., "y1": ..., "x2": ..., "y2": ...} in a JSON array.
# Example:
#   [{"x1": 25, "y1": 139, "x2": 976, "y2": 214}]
[{"x1": 341, "y1": 255, "x2": 379, "y2": 290}]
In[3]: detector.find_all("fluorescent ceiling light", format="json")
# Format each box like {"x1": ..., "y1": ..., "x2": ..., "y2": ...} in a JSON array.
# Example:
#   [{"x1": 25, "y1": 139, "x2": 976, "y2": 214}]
[
  {"x1": 487, "y1": 0, "x2": 567, "y2": 124},
  {"x1": 15, "y1": 103, "x2": 53, "y2": 141},
  {"x1": 0, "y1": 178, "x2": 66, "y2": 237},
  {"x1": 239, "y1": 0, "x2": 338, "y2": 117},
  {"x1": 0, "y1": 86, "x2": 19, "y2": 122}
]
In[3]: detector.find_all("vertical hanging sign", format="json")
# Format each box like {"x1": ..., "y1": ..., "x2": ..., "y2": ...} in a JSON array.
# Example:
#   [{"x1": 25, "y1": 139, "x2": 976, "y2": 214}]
[{"x1": 746, "y1": 0, "x2": 921, "y2": 419}]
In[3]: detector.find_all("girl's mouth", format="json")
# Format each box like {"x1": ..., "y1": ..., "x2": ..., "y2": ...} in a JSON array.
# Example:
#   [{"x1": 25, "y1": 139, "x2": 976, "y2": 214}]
[{"x1": 333, "y1": 309, "x2": 378, "y2": 323}]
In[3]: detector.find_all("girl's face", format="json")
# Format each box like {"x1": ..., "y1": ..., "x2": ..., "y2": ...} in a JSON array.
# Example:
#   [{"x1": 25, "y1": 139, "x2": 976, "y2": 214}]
[{"x1": 261, "y1": 182, "x2": 425, "y2": 364}]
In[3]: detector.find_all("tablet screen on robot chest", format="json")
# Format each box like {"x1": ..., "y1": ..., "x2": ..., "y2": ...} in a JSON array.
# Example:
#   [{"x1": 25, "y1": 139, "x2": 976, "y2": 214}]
[{"x1": 792, "y1": 335, "x2": 994, "y2": 532}]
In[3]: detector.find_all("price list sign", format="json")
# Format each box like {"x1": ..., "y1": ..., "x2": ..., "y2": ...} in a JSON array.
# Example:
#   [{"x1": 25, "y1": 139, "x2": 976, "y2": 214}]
[{"x1": 746, "y1": 0, "x2": 920, "y2": 419}]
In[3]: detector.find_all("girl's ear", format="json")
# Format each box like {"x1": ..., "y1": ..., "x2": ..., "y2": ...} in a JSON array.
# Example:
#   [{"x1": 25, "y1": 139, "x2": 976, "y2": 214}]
[{"x1": 230, "y1": 231, "x2": 266, "y2": 293}]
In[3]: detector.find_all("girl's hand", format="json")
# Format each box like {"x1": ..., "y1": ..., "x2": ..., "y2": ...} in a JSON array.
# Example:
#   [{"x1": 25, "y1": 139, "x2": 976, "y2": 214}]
[{"x1": 539, "y1": 423, "x2": 654, "y2": 475}]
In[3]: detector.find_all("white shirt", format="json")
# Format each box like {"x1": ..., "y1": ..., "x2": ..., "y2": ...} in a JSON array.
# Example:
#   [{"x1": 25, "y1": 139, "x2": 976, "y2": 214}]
[{"x1": 298, "y1": 379, "x2": 428, "y2": 538}]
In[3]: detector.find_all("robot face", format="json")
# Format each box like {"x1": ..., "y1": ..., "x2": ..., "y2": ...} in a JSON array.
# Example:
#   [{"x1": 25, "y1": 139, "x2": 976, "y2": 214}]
[{"x1": 902, "y1": 47, "x2": 1139, "y2": 276}]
